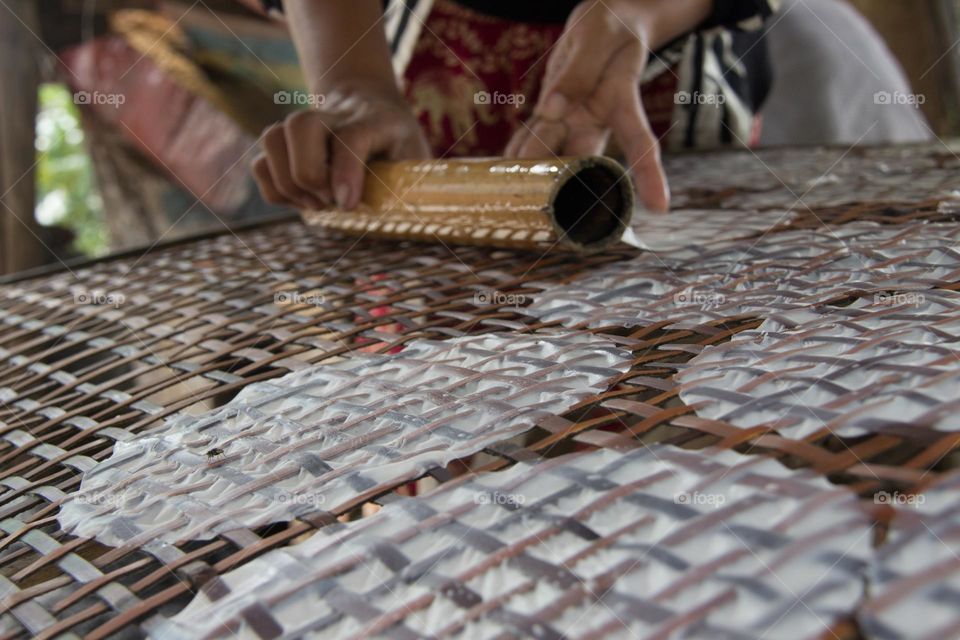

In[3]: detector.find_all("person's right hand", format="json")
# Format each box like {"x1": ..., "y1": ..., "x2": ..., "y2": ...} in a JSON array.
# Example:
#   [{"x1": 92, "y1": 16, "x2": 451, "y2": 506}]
[{"x1": 252, "y1": 83, "x2": 431, "y2": 211}]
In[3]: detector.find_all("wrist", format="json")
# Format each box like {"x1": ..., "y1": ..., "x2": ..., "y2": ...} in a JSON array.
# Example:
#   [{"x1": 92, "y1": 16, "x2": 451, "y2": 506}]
[
  {"x1": 621, "y1": 0, "x2": 713, "y2": 50},
  {"x1": 624, "y1": 3, "x2": 661, "y2": 49},
  {"x1": 286, "y1": 0, "x2": 400, "y2": 100},
  {"x1": 592, "y1": 0, "x2": 662, "y2": 50},
  {"x1": 310, "y1": 74, "x2": 403, "y2": 102}
]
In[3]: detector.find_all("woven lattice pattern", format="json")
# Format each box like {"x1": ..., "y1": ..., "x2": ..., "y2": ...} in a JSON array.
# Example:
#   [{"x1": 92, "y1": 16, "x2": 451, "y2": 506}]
[
  {"x1": 524, "y1": 221, "x2": 960, "y2": 329},
  {"x1": 0, "y1": 142, "x2": 959, "y2": 638},
  {"x1": 859, "y1": 471, "x2": 960, "y2": 640},
  {"x1": 677, "y1": 290, "x2": 960, "y2": 439},
  {"x1": 667, "y1": 142, "x2": 960, "y2": 210},
  {"x1": 159, "y1": 446, "x2": 873, "y2": 640},
  {"x1": 58, "y1": 332, "x2": 632, "y2": 546},
  {"x1": 626, "y1": 208, "x2": 795, "y2": 253}
]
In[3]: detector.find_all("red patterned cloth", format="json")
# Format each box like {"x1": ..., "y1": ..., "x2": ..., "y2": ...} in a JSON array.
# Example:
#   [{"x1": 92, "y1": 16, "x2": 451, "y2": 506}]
[{"x1": 403, "y1": 0, "x2": 678, "y2": 158}]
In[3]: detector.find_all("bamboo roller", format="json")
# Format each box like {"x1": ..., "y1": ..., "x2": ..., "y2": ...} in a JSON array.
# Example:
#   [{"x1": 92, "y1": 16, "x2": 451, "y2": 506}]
[{"x1": 301, "y1": 157, "x2": 635, "y2": 252}]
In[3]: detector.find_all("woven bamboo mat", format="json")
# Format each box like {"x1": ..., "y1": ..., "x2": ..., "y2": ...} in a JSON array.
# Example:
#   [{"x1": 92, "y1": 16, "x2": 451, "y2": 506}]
[{"x1": 1, "y1": 143, "x2": 960, "y2": 638}]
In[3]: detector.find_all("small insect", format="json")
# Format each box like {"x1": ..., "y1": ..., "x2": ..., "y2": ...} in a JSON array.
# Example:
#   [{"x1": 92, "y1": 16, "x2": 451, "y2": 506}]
[{"x1": 204, "y1": 447, "x2": 226, "y2": 466}]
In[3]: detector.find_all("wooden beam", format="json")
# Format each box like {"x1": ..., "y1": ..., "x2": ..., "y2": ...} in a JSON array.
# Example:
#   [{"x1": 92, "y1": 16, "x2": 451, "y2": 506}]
[
  {"x1": 0, "y1": 0, "x2": 48, "y2": 275},
  {"x1": 847, "y1": 0, "x2": 960, "y2": 136}
]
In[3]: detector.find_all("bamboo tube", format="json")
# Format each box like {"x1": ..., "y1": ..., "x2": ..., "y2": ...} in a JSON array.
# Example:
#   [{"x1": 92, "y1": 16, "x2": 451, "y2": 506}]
[{"x1": 301, "y1": 156, "x2": 635, "y2": 252}]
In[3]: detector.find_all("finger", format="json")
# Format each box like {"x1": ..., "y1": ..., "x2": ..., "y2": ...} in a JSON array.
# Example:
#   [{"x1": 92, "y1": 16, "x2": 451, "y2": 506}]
[
  {"x1": 389, "y1": 128, "x2": 432, "y2": 161},
  {"x1": 261, "y1": 124, "x2": 321, "y2": 209},
  {"x1": 329, "y1": 125, "x2": 379, "y2": 210},
  {"x1": 503, "y1": 124, "x2": 532, "y2": 158},
  {"x1": 251, "y1": 153, "x2": 294, "y2": 206},
  {"x1": 584, "y1": 37, "x2": 667, "y2": 213},
  {"x1": 512, "y1": 118, "x2": 568, "y2": 159},
  {"x1": 536, "y1": 2, "x2": 619, "y2": 119},
  {"x1": 284, "y1": 111, "x2": 333, "y2": 206},
  {"x1": 559, "y1": 122, "x2": 608, "y2": 157},
  {"x1": 612, "y1": 93, "x2": 669, "y2": 213}
]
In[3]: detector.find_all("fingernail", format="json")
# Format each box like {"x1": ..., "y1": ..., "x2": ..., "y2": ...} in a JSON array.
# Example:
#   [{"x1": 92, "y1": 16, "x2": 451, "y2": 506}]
[
  {"x1": 335, "y1": 183, "x2": 351, "y2": 209},
  {"x1": 540, "y1": 93, "x2": 568, "y2": 119},
  {"x1": 318, "y1": 189, "x2": 333, "y2": 206}
]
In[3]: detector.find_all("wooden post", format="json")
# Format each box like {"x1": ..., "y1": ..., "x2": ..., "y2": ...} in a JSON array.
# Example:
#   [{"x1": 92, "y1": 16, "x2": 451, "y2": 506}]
[
  {"x1": 847, "y1": 0, "x2": 960, "y2": 136},
  {"x1": 0, "y1": 0, "x2": 48, "y2": 275}
]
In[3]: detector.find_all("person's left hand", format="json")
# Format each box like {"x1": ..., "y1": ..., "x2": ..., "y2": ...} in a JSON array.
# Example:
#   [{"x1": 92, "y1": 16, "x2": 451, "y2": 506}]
[{"x1": 504, "y1": 0, "x2": 670, "y2": 213}]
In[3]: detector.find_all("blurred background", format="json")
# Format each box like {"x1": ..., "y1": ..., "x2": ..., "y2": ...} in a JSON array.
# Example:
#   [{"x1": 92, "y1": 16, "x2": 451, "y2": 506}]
[{"x1": 1, "y1": 0, "x2": 959, "y2": 275}]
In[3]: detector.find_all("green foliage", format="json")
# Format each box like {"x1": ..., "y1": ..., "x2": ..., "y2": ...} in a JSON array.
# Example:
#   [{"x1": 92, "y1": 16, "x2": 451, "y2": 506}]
[{"x1": 35, "y1": 83, "x2": 108, "y2": 257}]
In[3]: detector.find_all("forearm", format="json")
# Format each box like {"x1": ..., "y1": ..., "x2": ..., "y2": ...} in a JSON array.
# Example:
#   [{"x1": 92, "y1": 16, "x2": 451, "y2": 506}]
[{"x1": 283, "y1": 0, "x2": 399, "y2": 95}]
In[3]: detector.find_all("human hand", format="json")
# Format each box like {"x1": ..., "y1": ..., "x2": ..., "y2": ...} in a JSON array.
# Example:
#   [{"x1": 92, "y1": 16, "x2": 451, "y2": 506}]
[
  {"x1": 252, "y1": 82, "x2": 431, "y2": 211},
  {"x1": 505, "y1": 0, "x2": 671, "y2": 213}
]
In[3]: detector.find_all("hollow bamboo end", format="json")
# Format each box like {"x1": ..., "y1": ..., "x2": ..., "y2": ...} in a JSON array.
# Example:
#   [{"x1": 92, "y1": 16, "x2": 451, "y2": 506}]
[{"x1": 548, "y1": 156, "x2": 635, "y2": 253}]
